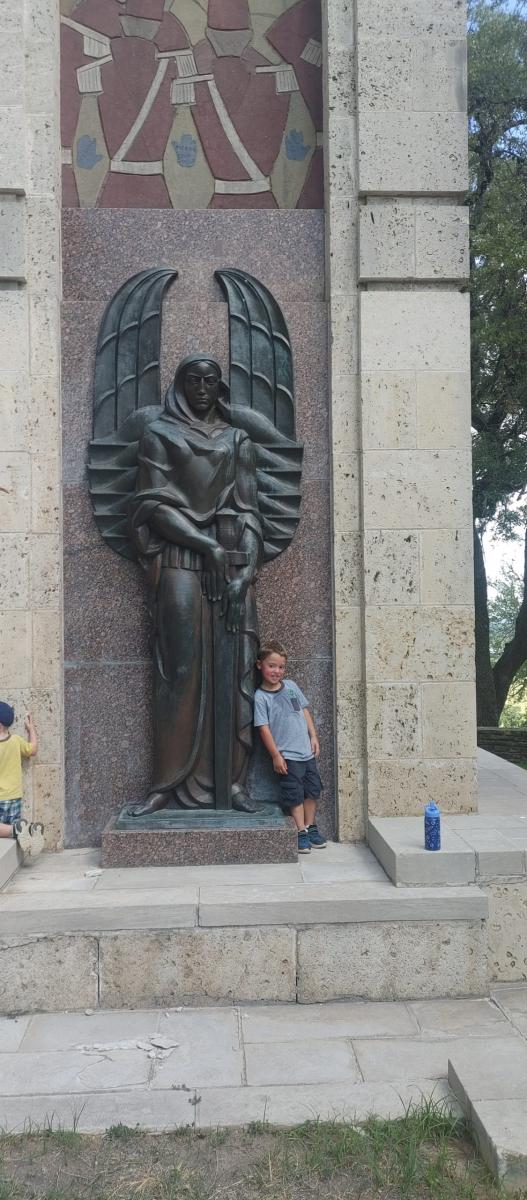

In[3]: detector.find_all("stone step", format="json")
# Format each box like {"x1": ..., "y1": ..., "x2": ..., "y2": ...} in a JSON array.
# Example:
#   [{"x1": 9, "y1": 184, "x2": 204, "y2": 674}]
[
  {"x1": 0, "y1": 877, "x2": 488, "y2": 935},
  {"x1": 448, "y1": 1039, "x2": 527, "y2": 1192},
  {"x1": 0, "y1": 877, "x2": 489, "y2": 1014},
  {"x1": 368, "y1": 815, "x2": 527, "y2": 887},
  {"x1": 0, "y1": 839, "x2": 22, "y2": 890}
]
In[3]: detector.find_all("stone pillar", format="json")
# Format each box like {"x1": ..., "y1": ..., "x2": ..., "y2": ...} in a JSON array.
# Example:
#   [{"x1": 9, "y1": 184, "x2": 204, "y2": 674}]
[
  {"x1": 325, "y1": 0, "x2": 477, "y2": 834},
  {"x1": 0, "y1": 0, "x2": 63, "y2": 846},
  {"x1": 323, "y1": 0, "x2": 365, "y2": 839}
]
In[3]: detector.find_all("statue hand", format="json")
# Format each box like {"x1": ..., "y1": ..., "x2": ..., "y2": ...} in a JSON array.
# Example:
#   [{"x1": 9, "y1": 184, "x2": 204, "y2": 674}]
[
  {"x1": 221, "y1": 577, "x2": 248, "y2": 633},
  {"x1": 202, "y1": 544, "x2": 228, "y2": 602}
]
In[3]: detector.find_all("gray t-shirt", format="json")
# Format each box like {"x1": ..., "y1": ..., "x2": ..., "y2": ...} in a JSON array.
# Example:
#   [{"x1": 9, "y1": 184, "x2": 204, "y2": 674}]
[{"x1": 253, "y1": 678, "x2": 312, "y2": 762}]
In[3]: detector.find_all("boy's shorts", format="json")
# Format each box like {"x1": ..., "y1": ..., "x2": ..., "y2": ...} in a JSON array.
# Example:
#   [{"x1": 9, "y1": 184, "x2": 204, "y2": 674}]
[
  {"x1": 278, "y1": 758, "x2": 322, "y2": 810},
  {"x1": 0, "y1": 798, "x2": 21, "y2": 825}
]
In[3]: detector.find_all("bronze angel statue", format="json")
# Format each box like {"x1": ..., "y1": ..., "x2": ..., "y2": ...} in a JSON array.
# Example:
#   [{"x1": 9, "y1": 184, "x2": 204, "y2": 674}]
[{"x1": 88, "y1": 269, "x2": 303, "y2": 816}]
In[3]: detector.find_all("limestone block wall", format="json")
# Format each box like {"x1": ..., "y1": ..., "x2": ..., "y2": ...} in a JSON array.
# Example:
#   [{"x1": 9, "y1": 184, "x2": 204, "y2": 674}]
[
  {"x1": 357, "y1": 0, "x2": 477, "y2": 819},
  {"x1": 325, "y1": 0, "x2": 477, "y2": 835},
  {"x1": 0, "y1": 0, "x2": 63, "y2": 846}
]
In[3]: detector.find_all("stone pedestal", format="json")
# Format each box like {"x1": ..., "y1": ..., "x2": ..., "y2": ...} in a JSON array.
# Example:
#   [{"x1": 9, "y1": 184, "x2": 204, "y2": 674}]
[{"x1": 101, "y1": 807, "x2": 298, "y2": 867}]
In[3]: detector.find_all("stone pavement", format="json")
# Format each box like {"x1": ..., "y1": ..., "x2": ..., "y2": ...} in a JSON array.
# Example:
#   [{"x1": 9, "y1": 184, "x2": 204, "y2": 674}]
[{"x1": 1, "y1": 990, "x2": 526, "y2": 1188}]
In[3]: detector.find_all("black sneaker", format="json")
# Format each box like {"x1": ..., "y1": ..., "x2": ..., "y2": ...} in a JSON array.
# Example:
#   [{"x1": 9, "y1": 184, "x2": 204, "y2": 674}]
[{"x1": 308, "y1": 823, "x2": 327, "y2": 848}]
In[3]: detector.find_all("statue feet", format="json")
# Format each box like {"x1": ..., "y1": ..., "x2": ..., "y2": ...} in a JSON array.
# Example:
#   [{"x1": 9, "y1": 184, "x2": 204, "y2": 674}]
[
  {"x1": 231, "y1": 785, "x2": 263, "y2": 814},
  {"x1": 126, "y1": 791, "x2": 169, "y2": 817}
]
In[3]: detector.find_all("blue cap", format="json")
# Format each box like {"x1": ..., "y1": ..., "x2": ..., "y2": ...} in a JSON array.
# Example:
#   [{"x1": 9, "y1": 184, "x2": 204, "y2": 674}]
[
  {"x1": 425, "y1": 801, "x2": 440, "y2": 815},
  {"x1": 0, "y1": 702, "x2": 14, "y2": 728}
]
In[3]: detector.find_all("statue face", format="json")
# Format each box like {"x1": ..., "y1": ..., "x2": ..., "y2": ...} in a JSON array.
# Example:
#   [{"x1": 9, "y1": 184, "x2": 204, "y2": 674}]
[{"x1": 183, "y1": 361, "x2": 221, "y2": 418}]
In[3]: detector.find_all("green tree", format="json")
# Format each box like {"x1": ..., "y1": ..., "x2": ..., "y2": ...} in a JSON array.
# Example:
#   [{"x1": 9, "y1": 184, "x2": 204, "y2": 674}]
[
  {"x1": 488, "y1": 557, "x2": 527, "y2": 722},
  {"x1": 469, "y1": 0, "x2": 527, "y2": 723}
]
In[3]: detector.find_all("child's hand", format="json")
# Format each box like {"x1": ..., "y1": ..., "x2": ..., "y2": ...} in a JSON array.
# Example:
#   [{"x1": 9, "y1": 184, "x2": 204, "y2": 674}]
[
  {"x1": 310, "y1": 735, "x2": 320, "y2": 757},
  {"x1": 25, "y1": 713, "x2": 33, "y2": 733},
  {"x1": 272, "y1": 753, "x2": 288, "y2": 775}
]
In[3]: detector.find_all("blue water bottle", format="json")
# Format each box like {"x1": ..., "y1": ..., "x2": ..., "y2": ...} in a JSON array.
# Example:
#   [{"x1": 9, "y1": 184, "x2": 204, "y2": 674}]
[{"x1": 424, "y1": 802, "x2": 441, "y2": 851}]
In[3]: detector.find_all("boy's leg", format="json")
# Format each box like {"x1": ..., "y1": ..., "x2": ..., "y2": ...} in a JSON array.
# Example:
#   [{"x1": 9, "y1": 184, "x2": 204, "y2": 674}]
[
  {"x1": 288, "y1": 802, "x2": 306, "y2": 831},
  {"x1": 303, "y1": 761, "x2": 327, "y2": 848},
  {"x1": 303, "y1": 797, "x2": 317, "y2": 827},
  {"x1": 0, "y1": 800, "x2": 22, "y2": 838},
  {"x1": 0, "y1": 823, "x2": 14, "y2": 838}
]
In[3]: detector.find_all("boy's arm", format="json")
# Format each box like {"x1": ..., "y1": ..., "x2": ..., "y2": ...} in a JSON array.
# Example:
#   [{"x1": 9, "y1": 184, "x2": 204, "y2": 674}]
[
  {"x1": 303, "y1": 708, "x2": 320, "y2": 758},
  {"x1": 258, "y1": 724, "x2": 288, "y2": 775},
  {"x1": 25, "y1": 713, "x2": 38, "y2": 756}
]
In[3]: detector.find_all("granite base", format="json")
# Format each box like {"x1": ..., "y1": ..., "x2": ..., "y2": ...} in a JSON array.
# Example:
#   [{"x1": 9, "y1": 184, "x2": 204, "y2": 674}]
[{"x1": 101, "y1": 807, "x2": 298, "y2": 867}]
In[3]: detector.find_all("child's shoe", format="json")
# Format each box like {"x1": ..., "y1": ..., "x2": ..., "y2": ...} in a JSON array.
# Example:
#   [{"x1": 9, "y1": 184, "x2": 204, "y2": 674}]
[
  {"x1": 308, "y1": 823, "x2": 327, "y2": 848},
  {"x1": 13, "y1": 819, "x2": 32, "y2": 855},
  {"x1": 297, "y1": 829, "x2": 311, "y2": 854},
  {"x1": 28, "y1": 822, "x2": 45, "y2": 858}
]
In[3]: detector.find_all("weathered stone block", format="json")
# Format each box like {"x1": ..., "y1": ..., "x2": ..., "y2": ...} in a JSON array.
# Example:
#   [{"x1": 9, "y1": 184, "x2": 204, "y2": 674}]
[
  {"x1": 330, "y1": 294, "x2": 359, "y2": 374},
  {"x1": 0, "y1": 374, "x2": 29, "y2": 453},
  {"x1": 361, "y1": 291, "x2": 470, "y2": 373},
  {"x1": 365, "y1": 606, "x2": 475, "y2": 682},
  {"x1": 0, "y1": 291, "x2": 29, "y2": 373},
  {"x1": 26, "y1": 197, "x2": 60, "y2": 295},
  {"x1": 334, "y1": 532, "x2": 361, "y2": 606},
  {"x1": 367, "y1": 758, "x2": 477, "y2": 817},
  {"x1": 331, "y1": 374, "x2": 360, "y2": 456},
  {"x1": 357, "y1": 0, "x2": 467, "y2": 40},
  {"x1": 336, "y1": 756, "x2": 366, "y2": 841},
  {"x1": 31, "y1": 452, "x2": 60, "y2": 533},
  {"x1": 0, "y1": 452, "x2": 30, "y2": 534},
  {"x1": 0, "y1": 106, "x2": 26, "y2": 192},
  {"x1": 297, "y1": 920, "x2": 488, "y2": 1002},
  {"x1": 0, "y1": 612, "x2": 32, "y2": 689},
  {"x1": 416, "y1": 371, "x2": 471, "y2": 448},
  {"x1": 335, "y1": 607, "x2": 362, "y2": 684},
  {"x1": 0, "y1": 533, "x2": 29, "y2": 608},
  {"x1": 0, "y1": 934, "x2": 98, "y2": 1013},
  {"x1": 362, "y1": 372, "x2": 416, "y2": 450},
  {"x1": 415, "y1": 206, "x2": 469, "y2": 280},
  {"x1": 359, "y1": 204, "x2": 415, "y2": 279},
  {"x1": 32, "y1": 609, "x2": 61, "y2": 690},
  {"x1": 327, "y1": 45, "x2": 356, "y2": 116},
  {"x1": 99, "y1": 928, "x2": 297, "y2": 1008},
  {"x1": 363, "y1": 449, "x2": 473, "y2": 529},
  {"x1": 486, "y1": 882, "x2": 527, "y2": 983},
  {"x1": 0, "y1": 195, "x2": 26, "y2": 279},
  {"x1": 420, "y1": 527, "x2": 474, "y2": 606},
  {"x1": 364, "y1": 531, "x2": 419, "y2": 605},
  {"x1": 367, "y1": 684, "x2": 421, "y2": 759},
  {"x1": 336, "y1": 680, "x2": 364, "y2": 759},
  {"x1": 332, "y1": 450, "x2": 360, "y2": 532},
  {"x1": 33, "y1": 763, "x2": 63, "y2": 849},
  {"x1": 422, "y1": 682, "x2": 477, "y2": 758},
  {"x1": 358, "y1": 112, "x2": 467, "y2": 194}
]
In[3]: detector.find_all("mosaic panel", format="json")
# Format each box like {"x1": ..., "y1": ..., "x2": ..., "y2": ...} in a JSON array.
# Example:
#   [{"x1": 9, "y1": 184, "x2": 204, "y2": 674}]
[{"x1": 60, "y1": 0, "x2": 323, "y2": 208}]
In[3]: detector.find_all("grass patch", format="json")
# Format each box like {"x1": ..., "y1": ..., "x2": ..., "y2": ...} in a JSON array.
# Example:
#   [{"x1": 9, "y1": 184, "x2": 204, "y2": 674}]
[{"x1": 0, "y1": 1099, "x2": 524, "y2": 1200}]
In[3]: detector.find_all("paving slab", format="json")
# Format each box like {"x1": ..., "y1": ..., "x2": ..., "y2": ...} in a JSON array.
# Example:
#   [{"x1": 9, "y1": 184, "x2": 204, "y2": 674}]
[
  {"x1": 470, "y1": 1099, "x2": 527, "y2": 1193},
  {"x1": 245, "y1": 1038, "x2": 362, "y2": 1087},
  {"x1": 19, "y1": 1009, "x2": 163, "y2": 1052},
  {"x1": 448, "y1": 1038, "x2": 527, "y2": 1102},
  {"x1": 408, "y1": 998, "x2": 515, "y2": 1039},
  {"x1": 198, "y1": 881, "x2": 488, "y2": 926},
  {"x1": 151, "y1": 1009, "x2": 242, "y2": 1089},
  {"x1": 241, "y1": 1001, "x2": 418, "y2": 1043},
  {"x1": 0, "y1": 1089, "x2": 195, "y2": 1134},
  {"x1": 0, "y1": 1048, "x2": 152, "y2": 1095},
  {"x1": 94, "y1": 863, "x2": 303, "y2": 891},
  {"x1": 353, "y1": 1039, "x2": 458, "y2": 1083},
  {"x1": 491, "y1": 985, "x2": 527, "y2": 1036},
  {"x1": 0, "y1": 1015, "x2": 31, "y2": 1052},
  {"x1": 196, "y1": 1078, "x2": 456, "y2": 1129}
]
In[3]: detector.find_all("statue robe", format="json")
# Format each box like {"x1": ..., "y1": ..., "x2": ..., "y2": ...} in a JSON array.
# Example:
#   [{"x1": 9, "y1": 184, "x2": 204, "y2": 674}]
[{"x1": 128, "y1": 375, "x2": 262, "y2": 807}]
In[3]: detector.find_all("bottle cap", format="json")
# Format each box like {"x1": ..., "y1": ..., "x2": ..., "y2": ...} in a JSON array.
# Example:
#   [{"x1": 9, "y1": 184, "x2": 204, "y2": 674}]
[{"x1": 425, "y1": 802, "x2": 440, "y2": 816}]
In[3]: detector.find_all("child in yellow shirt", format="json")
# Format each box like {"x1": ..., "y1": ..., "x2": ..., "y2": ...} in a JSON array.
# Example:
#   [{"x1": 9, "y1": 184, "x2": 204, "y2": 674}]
[{"x1": 0, "y1": 702, "x2": 44, "y2": 857}]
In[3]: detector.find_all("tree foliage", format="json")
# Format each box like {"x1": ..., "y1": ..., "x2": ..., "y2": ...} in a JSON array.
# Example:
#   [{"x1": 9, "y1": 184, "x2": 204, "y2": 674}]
[{"x1": 469, "y1": 0, "x2": 527, "y2": 721}]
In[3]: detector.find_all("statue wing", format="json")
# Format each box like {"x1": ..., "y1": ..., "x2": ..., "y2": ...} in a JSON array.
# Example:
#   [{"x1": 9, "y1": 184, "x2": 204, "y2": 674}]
[
  {"x1": 88, "y1": 268, "x2": 178, "y2": 561},
  {"x1": 215, "y1": 267, "x2": 303, "y2": 562}
]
